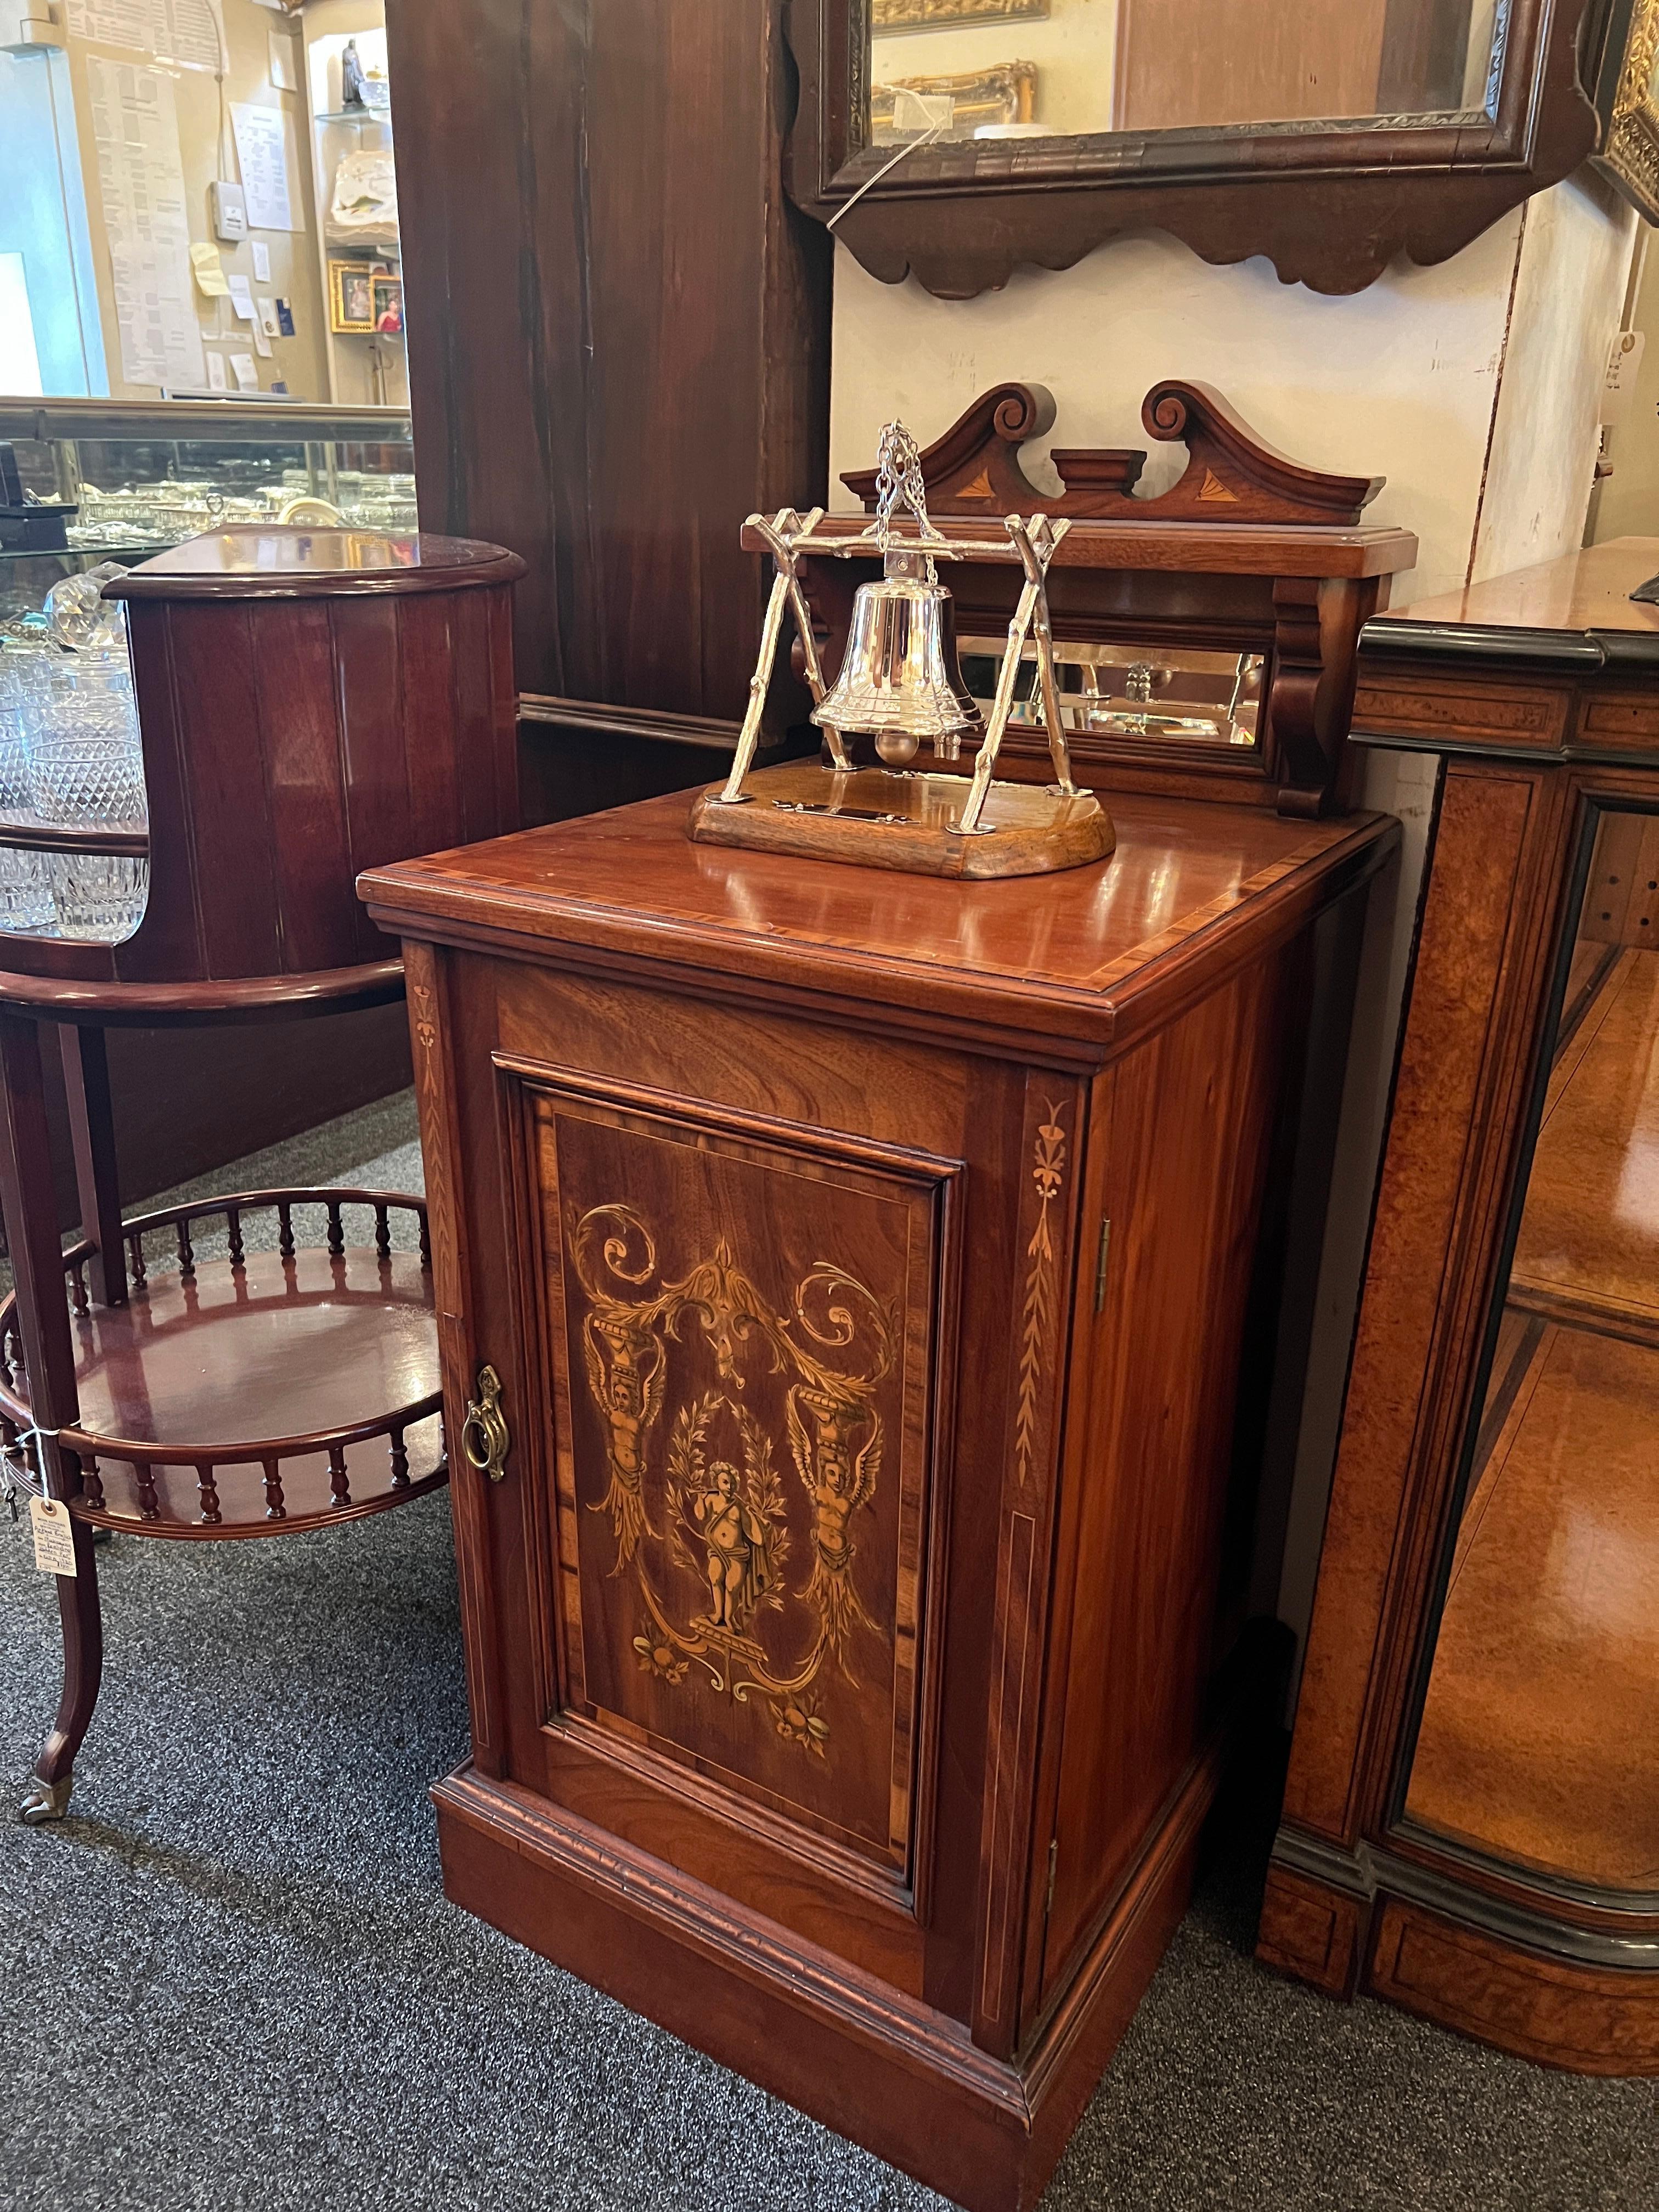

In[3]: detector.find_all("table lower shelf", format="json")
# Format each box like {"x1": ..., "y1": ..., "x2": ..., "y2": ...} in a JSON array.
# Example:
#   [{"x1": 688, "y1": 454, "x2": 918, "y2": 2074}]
[{"x1": 1, "y1": 1188, "x2": 446, "y2": 1536}]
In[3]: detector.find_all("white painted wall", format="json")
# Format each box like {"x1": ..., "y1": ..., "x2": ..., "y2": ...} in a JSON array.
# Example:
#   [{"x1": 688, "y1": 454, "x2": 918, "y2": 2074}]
[
  {"x1": 1472, "y1": 173, "x2": 1637, "y2": 582},
  {"x1": 828, "y1": 178, "x2": 1639, "y2": 1681},
  {"x1": 832, "y1": 210, "x2": 1528, "y2": 600},
  {"x1": 1593, "y1": 232, "x2": 1659, "y2": 544}
]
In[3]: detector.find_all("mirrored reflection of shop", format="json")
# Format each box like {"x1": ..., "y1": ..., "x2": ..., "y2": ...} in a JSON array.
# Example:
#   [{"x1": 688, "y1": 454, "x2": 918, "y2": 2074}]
[
  {"x1": 1, "y1": 0, "x2": 410, "y2": 946},
  {"x1": 1404, "y1": 806, "x2": 1659, "y2": 1897}
]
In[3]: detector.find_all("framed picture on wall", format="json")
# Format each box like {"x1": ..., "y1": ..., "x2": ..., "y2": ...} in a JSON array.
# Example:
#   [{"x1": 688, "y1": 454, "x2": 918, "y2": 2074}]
[
  {"x1": 871, "y1": 0, "x2": 1048, "y2": 25},
  {"x1": 372, "y1": 274, "x2": 404, "y2": 336},
  {"x1": 328, "y1": 259, "x2": 377, "y2": 334},
  {"x1": 1588, "y1": 0, "x2": 1659, "y2": 222}
]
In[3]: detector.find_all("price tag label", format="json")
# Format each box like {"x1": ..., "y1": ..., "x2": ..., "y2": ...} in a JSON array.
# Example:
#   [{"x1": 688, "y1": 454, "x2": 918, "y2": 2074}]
[
  {"x1": 1602, "y1": 330, "x2": 1645, "y2": 424},
  {"x1": 30, "y1": 1497, "x2": 77, "y2": 1578}
]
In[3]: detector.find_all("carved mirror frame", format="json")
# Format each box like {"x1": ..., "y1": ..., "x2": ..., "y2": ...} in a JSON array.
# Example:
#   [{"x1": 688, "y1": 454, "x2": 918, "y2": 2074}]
[{"x1": 785, "y1": 0, "x2": 1601, "y2": 297}]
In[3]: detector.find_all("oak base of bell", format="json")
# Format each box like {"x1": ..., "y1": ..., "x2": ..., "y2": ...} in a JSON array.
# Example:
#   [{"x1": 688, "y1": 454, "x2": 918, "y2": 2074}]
[{"x1": 687, "y1": 763, "x2": 1116, "y2": 879}]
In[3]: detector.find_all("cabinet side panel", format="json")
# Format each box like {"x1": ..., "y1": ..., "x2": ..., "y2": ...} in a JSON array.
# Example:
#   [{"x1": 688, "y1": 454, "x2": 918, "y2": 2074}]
[
  {"x1": 1041, "y1": 950, "x2": 1296, "y2": 1991},
  {"x1": 404, "y1": 938, "x2": 502, "y2": 1769}
]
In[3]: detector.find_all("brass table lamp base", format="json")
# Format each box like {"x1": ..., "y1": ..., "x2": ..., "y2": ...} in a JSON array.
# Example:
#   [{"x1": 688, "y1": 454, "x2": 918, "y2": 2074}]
[{"x1": 688, "y1": 761, "x2": 1115, "y2": 879}]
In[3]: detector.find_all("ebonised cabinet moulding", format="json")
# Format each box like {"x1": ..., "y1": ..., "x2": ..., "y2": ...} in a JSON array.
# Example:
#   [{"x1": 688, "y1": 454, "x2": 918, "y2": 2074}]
[
  {"x1": 1260, "y1": 537, "x2": 1659, "y2": 2075},
  {"x1": 360, "y1": 782, "x2": 1397, "y2": 2210}
]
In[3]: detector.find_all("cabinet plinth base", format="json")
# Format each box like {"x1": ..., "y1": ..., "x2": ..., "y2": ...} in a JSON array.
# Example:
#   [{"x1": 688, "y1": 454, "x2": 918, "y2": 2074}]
[
  {"x1": 1259, "y1": 1857, "x2": 1659, "y2": 2075},
  {"x1": 433, "y1": 1742, "x2": 1220, "y2": 2212}
]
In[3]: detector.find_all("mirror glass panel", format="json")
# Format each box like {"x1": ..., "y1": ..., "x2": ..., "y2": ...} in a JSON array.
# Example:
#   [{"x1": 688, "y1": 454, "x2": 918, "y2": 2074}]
[
  {"x1": 1403, "y1": 808, "x2": 1659, "y2": 1893},
  {"x1": 869, "y1": 0, "x2": 1504, "y2": 144},
  {"x1": 957, "y1": 637, "x2": 1264, "y2": 746},
  {"x1": 1, "y1": 0, "x2": 411, "y2": 945}
]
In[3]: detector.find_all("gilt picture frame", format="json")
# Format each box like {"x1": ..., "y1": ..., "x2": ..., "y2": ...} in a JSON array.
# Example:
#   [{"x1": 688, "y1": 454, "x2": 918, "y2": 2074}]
[
  {"x1": 871, "y1": 0, "x2": 1047, "y2": 27},
  {"x1": 1590, "y1": 0, "x2": 1659, "y2": 222},
  {"x1": 870, "y1": 60, "x2": 1037, "y2": 139},
  {"x1": 328, "y1": 258, "x2": 376, "y2": 335}
]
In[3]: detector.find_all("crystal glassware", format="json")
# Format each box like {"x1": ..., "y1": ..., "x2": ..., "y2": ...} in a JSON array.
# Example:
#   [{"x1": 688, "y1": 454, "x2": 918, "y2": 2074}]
[
  {"x1": 0, "y1": 635, "x2": 54, "y2": 935},
  {"x1": 18, "y1": 588, "x2": 149, "y2": 942}
]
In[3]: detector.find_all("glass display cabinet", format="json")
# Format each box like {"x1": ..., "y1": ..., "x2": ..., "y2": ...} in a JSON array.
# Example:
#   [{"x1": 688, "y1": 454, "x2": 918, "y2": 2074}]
[
  {"x1": 0, "y1": 397, "x2": 415, "y2": 628},
  {"x1": 1404, "y1": 809, "x2": 1659, "y2": 1899},
  {"x1": 1261, "y1": 537, "x2": 1659, "y2": 2075}
]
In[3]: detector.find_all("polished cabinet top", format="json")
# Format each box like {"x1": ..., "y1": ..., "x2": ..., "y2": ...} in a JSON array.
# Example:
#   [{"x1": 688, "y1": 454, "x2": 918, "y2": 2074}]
[
  {"x1": 1364, "y1": 537, "x2": 1659, "y2": 657},
  {"x1": 109, "y1": 525, "x2": 525, "y2": 599},
  {"x1": 360, "y1": 787, "x2": 1393, "y2": 1056}
]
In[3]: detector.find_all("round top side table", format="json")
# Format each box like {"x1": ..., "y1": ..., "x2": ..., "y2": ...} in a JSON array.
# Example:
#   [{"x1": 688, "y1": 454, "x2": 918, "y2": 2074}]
[{"x1": 0, "y1": 524, "x2": 524, "y2": 1822}]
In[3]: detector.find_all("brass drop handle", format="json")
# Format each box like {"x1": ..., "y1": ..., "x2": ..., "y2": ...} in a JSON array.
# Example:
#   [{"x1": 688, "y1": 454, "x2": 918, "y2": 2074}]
[{"x1": 460, "y1": 1363, "x2": 510, "y2": 1482}]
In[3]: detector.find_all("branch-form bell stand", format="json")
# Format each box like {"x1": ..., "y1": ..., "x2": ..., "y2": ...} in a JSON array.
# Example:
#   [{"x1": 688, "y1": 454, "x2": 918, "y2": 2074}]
[{"x1": 689, "y1": 507, "x2": 1115, "y2": 881}]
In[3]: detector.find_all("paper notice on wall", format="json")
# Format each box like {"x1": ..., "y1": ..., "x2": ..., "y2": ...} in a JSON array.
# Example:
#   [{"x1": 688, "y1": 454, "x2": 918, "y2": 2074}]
[
  {"x1": 230, "y1": 102, "x2": 297, "y2": 232},
  {"x1": 189, "y1": 240, "x2": 229, "y2": 297},
  {"x1": 63, "y1": 0, "x2": 156, "y2": 53},
  {"x1": 1603, "y1": 331, "x2": 1646, "y2": 426},
  {"x1": 204, "y1": 350, "x2": 227, "y2": 391},
  {"x1": 251, "y1": 319, "x2": 272, "y2": 359},
  {"x1": 227, "y1": 273, "x2": 256, "y2": 321},
  {"x1": 251, "y1": 239, "x2": 271, "y2": 283},
  {"x1": 256, "y1": 295, "x2": 279, "y2": 337},
  {"x1": 229, "y1": 351, "x2": 259, "y2": 392},
  {"x1": 157, "y1": 0, "x2": 219, "y2": 72},
  {"x1": 63, "y1": 0, "x2": 221, "y2": 70},
  {"x1": 86, "y1": 57, "x2": 206, "y2": 392}
]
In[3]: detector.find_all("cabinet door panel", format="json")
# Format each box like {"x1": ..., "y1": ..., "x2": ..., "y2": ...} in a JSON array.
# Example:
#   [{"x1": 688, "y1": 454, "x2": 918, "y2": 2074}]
[{"x1": 521, "y1": 1072, "x2": 954, "y2": 1891}]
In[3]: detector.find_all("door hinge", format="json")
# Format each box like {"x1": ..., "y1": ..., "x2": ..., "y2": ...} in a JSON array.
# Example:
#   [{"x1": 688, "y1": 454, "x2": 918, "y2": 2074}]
[
  {"x1": 1044, "y1": 1835, "x2": 1058, "y2": 1923},
  {"x1": 1093, "y1": 1217, "x2": 1112, "y2": 1312}
]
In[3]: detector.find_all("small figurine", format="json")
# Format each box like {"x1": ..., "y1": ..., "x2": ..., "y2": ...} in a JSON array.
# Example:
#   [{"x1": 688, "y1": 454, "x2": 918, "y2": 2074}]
[{"x1": 340, "y1": 38, "x2": 367, "y2": 109}]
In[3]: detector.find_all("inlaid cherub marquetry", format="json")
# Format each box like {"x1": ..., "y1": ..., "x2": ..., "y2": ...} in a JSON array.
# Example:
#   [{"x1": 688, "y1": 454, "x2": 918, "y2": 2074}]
[
  {"x1": 581, "y1": 1303, "x2": 664, "y2": 1564},
  {"x1": 691, "y1": 1462, "x2": 773, "y2": 1632},
  {"x1": 672, "y1": 1399, "x2": 787, "y2": 1644},
  {"x1": 567, "y1": 1198, "x2": 895, "y2": 1753}
]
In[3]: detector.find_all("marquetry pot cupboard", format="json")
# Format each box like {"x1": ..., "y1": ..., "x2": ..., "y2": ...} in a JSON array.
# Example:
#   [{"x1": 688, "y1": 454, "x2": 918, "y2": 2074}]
[
  {"x1": 1261, "y1": 538, "x2": 1659, "y2": 2075},
  {"x1": 361, "y1": 390, "x2": 1414, "y2": 2210}
]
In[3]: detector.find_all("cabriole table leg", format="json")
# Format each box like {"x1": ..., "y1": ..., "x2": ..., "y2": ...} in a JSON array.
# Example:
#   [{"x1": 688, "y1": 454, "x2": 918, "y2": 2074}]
[
  {"x1": 21, "y1": 1511, "x2": 102, "y2": 1823},
  {"x1": 0, "y1": 1009, "x2": 106, "y2": 1822}
]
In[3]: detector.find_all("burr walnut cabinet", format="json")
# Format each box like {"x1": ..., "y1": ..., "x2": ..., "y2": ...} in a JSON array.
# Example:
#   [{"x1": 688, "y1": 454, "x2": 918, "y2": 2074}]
[
  {"x1": 360, "y1": 785, "x2": 1395, "y2": 2209},
  {"x1": 1261, "y1": 538, "x2": 1659, "y2": 2075}
]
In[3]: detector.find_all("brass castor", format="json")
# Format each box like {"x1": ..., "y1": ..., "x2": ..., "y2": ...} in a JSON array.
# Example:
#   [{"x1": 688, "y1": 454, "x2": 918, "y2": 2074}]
[{"x1": 20, "y1": 1770, "x2": 72, "y2": 1825}]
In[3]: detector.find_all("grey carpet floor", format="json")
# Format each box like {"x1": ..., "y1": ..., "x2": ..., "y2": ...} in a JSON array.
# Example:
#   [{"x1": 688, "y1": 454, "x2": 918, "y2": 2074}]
[{"x1": 0, "y1": 1095, "x2": 1652, "y2": 2211}]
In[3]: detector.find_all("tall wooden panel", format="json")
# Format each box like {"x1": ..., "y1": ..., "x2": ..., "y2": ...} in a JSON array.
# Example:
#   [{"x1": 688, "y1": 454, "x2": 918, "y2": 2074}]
[{"x1": 386, "y1": 0, "x2": 832, "y2": 809}]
